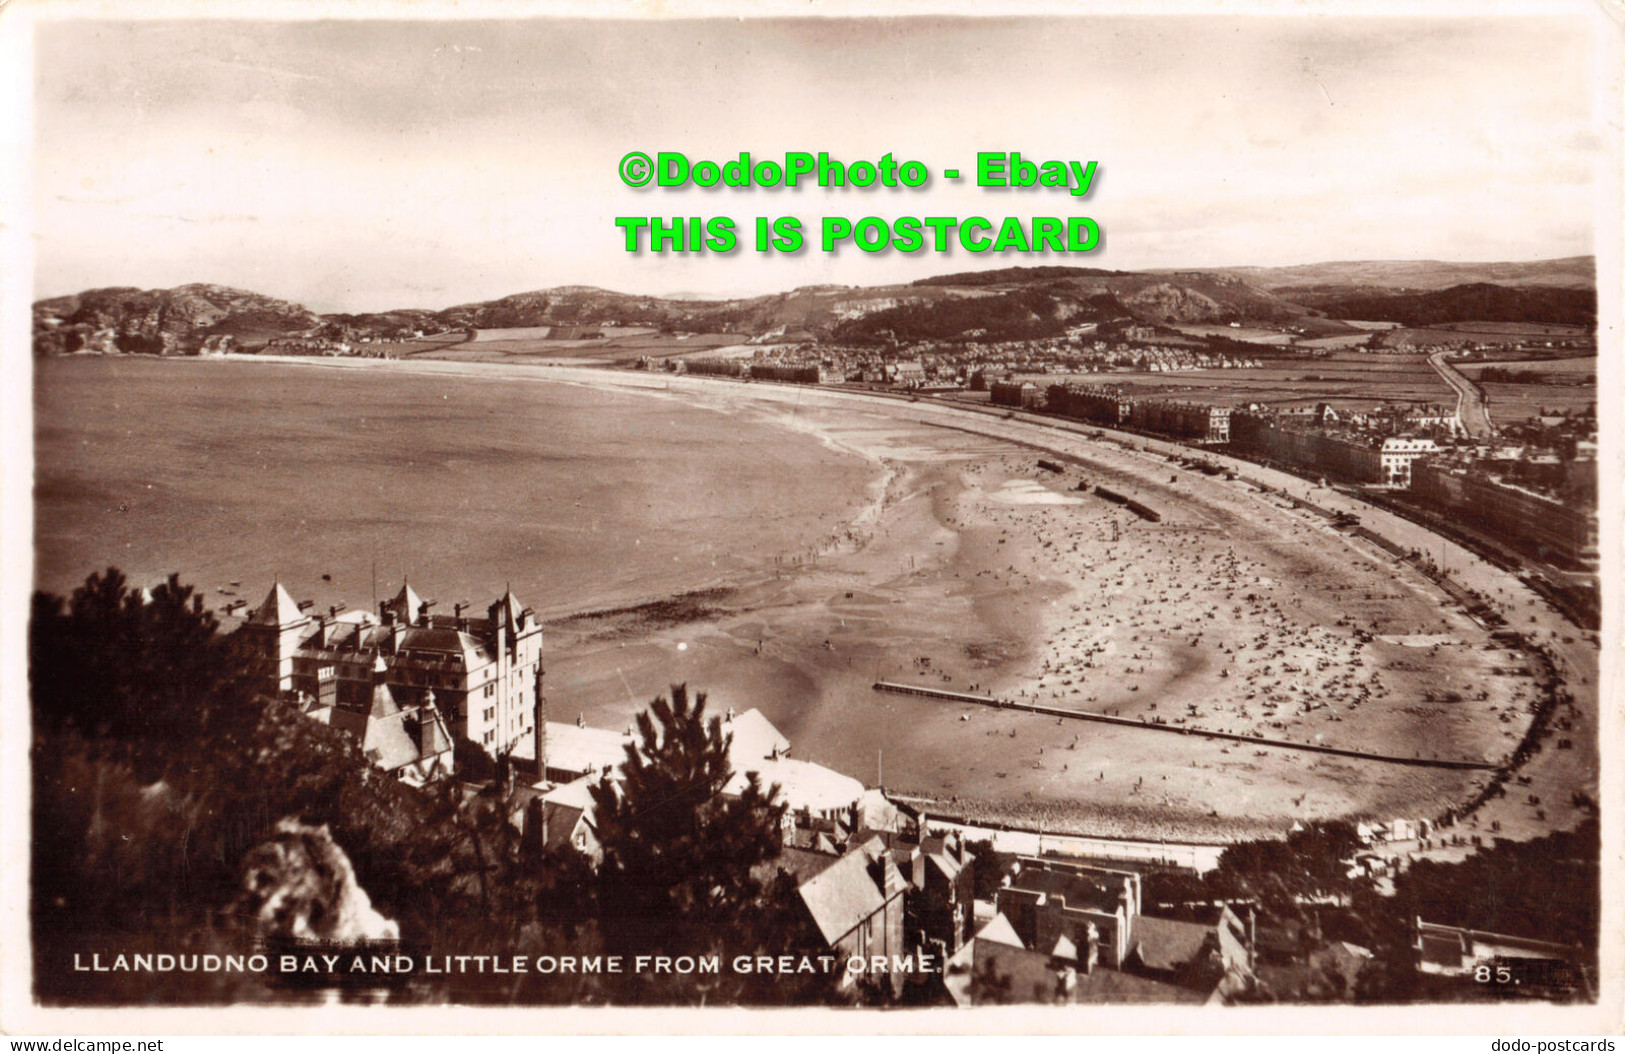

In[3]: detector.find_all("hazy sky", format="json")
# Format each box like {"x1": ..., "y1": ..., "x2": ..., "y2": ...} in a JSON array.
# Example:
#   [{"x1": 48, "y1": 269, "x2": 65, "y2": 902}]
[{"x1": 32, "y1": 14, "x2": 1602, "y2": 313}]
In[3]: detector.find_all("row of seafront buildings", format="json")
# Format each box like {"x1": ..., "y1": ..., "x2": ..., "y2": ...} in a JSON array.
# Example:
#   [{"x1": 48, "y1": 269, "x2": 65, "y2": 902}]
[{"x1": 989, "y1": 380, "x2": 1598, "y2": 568}]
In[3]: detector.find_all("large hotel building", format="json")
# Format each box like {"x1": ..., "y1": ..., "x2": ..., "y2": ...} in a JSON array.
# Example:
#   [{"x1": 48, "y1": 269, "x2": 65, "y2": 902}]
[{"x1": 240, "y1": 580, "x2": 544, "y2": 774}]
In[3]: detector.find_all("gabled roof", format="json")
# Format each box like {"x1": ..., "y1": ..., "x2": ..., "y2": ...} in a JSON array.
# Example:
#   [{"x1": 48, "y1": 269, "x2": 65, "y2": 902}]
[
  {"x1": 1131, "y1": 915, "x2": 1216, "y2": 973},
  {"x1": 797, "y1": 844, "x2": 891, "y2": 946},
  {"x1": 726, "y1": 756, "x2": 863, "y2": 814},
  {"x1": 328, "y1": 679, "x2": 449, "y2": 776},
  {"x1": 1007, "y1": 865, "x2": 1133, "y2": 916},
  {"x1": 541, "y1": 774, "x2": 601, "y2": 812},
  {"x1": 537, "y1": 776, "x2": 605, "y2": 852},
  {"x1": 773, "y1": 846, "x2": 843, "y2": 885},
  {"x1": 545, "y1": 721, "x2": 634, "y2": 779},
  {"x1": 724, "y1": 708, "x2": 791, "y2": 763},
  {"x1": 921, "y1": 836, "x2": 965, "y2": 883},
  {"x1": 540, "y1": 802, "x2": 593, "y2": 852},
  {"x1": 365, "y1": 708, "x2": 443, "y2": 774},
  {"x1": 975, "y1": 912, "x2": 1026, "y2": 950},
  {"x1": 246, "y1": 581, "x2": 306, "y2": 627}
]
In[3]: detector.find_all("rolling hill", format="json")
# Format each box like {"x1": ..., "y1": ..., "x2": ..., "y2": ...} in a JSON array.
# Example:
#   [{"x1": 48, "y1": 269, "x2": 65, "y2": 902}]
[
  {"x1": 1208, "y1": 256, "x2": 1595, "y2": 291},
  {"x1": 33, "y1": 284, "x2": 323, "y2": 356},
  {"x1": 1286, "y1": 283, "x2": 1596, "y2": 328},
  {"x1": 32, "y1": 256, "x2": 1597, "y2": 355}
]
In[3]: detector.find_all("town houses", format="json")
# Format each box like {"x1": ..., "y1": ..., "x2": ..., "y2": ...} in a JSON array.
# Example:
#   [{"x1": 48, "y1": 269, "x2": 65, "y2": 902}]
[{"x1": 943, "y1": 857, "x2": 1253, "y2": 1005}]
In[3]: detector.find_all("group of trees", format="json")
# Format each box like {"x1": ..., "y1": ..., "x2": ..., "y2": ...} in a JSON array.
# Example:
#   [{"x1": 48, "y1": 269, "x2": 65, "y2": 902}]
[
  {"x1": 1141, "y1": 816, "x2": 1599, "y2": 1004},
  {"x1": 29, "y1": 568, "x2": 838, "y2": 1006},
  {"x1": 833, "y1": 288, "x2": 1080, "y2": 344}
]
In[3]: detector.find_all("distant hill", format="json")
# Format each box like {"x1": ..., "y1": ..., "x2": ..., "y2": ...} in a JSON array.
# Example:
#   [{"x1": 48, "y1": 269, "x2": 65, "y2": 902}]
[
  {"x1": 434, "y1": 287, "x2": 754, "y2": 331},
  {"x1": 913, "y1": 266, "x2": 1124, "y2": 287},
  {"x1": 33, "y1": 284, "x2": 321, "y2": 356},
  {"x1": 32, "y1": 256, "x2": 1596, "y2": 355},
  {"x1": 1287, "y1": 282, "x2": 1596, "y2": 328},
  {"x1": 1208, "y1": 257, "x2": 1594, "y2": 292}
]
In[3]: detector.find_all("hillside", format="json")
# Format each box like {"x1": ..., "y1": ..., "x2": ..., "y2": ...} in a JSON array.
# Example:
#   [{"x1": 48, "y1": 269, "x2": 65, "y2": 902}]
[
  {"x1": 1212, "y1": 257, "x2": 1595, "y2": 292},
  {"x1": 33, "y1": 284, "x2": 322, "y2": 356},
  {"x1": 1287, "y1": 282, "x2": 1596, "y2": 328},
  {"x1": 32, "y1": 256, "x2": 1597, "y2": 355},
  {"x1": 832, "y1": 286, "x2": 1098, "y2": 343}
]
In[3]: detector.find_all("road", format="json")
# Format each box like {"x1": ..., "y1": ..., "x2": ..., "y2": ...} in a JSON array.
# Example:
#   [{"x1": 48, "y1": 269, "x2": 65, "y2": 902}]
[{"x1": 1428, "y1": 350, "x2": 1495, "y2": 439}]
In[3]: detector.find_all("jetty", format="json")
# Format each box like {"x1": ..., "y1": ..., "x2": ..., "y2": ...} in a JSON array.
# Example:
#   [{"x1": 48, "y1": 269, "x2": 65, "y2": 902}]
[{"x1": 872, "y1": 681, "x2": 1497, "y2": 771}]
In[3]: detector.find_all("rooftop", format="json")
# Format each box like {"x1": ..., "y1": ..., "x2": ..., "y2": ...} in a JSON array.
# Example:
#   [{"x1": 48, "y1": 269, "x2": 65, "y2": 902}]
[
  {"x1": 1007, "y1": 865, "x2": 1134, "y2": 917},
  {"x1": 723, "y1": 708, "x2": 791, "y2": 763},
  {"x1": 726, "y1": 755, "x2": 864, "y2": 814},
  {"x1": 1131, "y1": 915, "x2": 1216, "y2": 973},
  {"x1": 797, "y1": 839, "x2": 896, "y2": 946},
  {"x1": 545, "y1": 721, "x2": 634, "y2": 779},
  {"x1": 245, "y1": 581, "x2": 306, "y2": 628}
]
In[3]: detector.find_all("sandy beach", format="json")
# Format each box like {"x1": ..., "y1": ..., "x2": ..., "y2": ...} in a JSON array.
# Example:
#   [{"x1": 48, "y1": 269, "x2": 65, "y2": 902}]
[
  {"x1": 37, "y1": 354, "x2": 1594, "y2": 846},
  {"x1": 508, "y1": 367, "x2": 1576, "y2": 844}
]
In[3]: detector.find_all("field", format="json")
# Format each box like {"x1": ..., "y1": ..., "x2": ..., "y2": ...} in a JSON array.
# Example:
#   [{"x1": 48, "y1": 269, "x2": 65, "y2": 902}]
[
  {"x1": 413, "y1": 328, "x2": 748, "y2": 365},
  {"x1": 1296, "y1": 333, "x2": 1375, "y2": 350},
  {"x1": 1029, "y1": 354, "x2": 1455, "y2": 410},
  {"x1": 371, "y1": 334, "x2": 469, "y2": 354},
  {"x1": 1432, "y1": 322, "x2": 1591, "y2": 337},
  {"x1": 468, "y1": 326, "x2": 555, "y2": 342},
  {"x1": 1478, "y1": 383, "x2": 1597, "y2": 422},
  {"x1": 1455, "y1": 356, "x2": 1597, "y2": 422},
  {"x1": 1375, "y1": 321, "x2": 1594, "y2": 350},
  {"x1": 1168, "y1": 324, "x2": 1296, "y2": 345},
  {"x1": 1457, "y1": 355, "x2": 1596, "y2": 375}
]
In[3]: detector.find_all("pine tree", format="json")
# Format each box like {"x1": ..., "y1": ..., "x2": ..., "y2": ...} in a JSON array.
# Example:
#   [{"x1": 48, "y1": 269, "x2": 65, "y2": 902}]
[{"x1": 588, "y1": 684, "x2": 830, "y2": 1004}]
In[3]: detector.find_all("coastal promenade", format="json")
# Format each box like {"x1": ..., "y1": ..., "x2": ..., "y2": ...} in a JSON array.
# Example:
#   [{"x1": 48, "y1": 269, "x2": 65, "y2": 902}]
[{"x1": 219, "y1": 355, "x2": 1598, "y2": 854}]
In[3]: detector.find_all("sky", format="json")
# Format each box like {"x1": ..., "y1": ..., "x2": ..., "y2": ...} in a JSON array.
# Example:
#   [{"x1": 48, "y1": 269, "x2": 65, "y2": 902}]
[{"x1": 30, "y1": 12, "x2": 1604, "y2": 313}]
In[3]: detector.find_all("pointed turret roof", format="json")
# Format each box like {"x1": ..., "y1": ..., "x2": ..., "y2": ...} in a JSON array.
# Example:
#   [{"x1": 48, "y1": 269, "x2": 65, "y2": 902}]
[
  {"x1": 246, "y1": 581, "x2": 307, "y2": 627},
  {"x1": 384, "y1": 580, "x2": 425, "y2": 623},
  {"x1": 492, "y1": 585, "x2": 526, "y2": 631},
  {"x1": 370, "y1": 678, "x2": 402, "y2": 719}
]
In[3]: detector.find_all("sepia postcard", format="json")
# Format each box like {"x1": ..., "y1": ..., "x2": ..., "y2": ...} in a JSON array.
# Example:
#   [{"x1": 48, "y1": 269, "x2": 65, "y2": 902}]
[{"x1": 1, "y1": 0, "x2": 1620, "y2": 1036}]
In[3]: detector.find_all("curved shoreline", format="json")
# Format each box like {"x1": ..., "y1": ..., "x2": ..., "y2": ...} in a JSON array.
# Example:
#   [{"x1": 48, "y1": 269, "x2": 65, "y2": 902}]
[{"x1": 197, "y1": 355, "x2": 1599, "y2": 848}]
